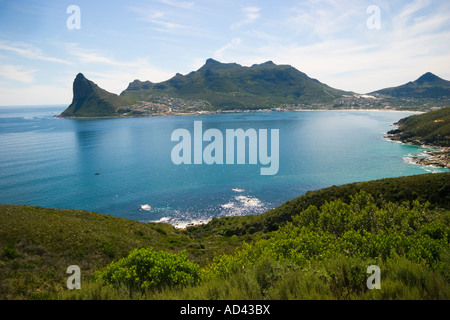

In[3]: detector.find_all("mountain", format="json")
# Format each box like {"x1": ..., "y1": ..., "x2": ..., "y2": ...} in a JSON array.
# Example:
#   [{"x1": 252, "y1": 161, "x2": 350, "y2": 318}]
[
  {"x1": 59, "y1": 73, "x2": 132, "y2": 118},
  {"x1": 120, "y1": 59, "x2": 352, "y2": 110},
  {"x1": 370, "y1": 72, "x2": 450, "y2": 99},
  {"x1": 59, "y1": 65, "x2": 450, "y2": 118}
]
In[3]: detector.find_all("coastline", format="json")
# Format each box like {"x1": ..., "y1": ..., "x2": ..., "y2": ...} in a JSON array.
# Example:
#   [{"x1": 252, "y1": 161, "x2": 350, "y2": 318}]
[
  {"x1": 385, "y1": 133, "x2": 450, "y2": 169},
  {"x1": 56, "y1": 107, "x2": 424, "y2": 119},
  {"x1": 293, "y1": 108, "x2": 424, "y2": 113}
]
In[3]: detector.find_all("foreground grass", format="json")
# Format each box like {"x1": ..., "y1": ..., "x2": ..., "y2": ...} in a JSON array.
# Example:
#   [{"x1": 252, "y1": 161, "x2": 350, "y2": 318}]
[
  {"x1": 1, "y1": 173, "x2": 449, "y2": 300},
  {"x1": 62, "y1": 252, "x2": 449, "y2": 300},
  {"x1": 69, "y1": 190, "x2": 448, "y2": 300},
  {"x1": 0, "y1": 206, "x2": 244, "y2": 299}
]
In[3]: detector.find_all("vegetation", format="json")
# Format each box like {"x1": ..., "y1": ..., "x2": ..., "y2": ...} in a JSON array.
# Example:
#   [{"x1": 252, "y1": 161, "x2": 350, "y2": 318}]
[
  {"x1": 1, "y1": 173, "x2": 449, "y2": 299},
  {"x1": 121, "y1": 59, "x2": 351, "y2": 109},
  {"x1": 388, "y1": 107, "x2": 450, "y2": 147},
  {"x1": 188, "y1": 172, "x2": 450, "y2": 237},
  {"x1": 65, "y1": 189, "x2": 449, "y2": 300},
  {"x1": 371, "y1": 72, "x2": 450, "y2": 99},
  {"x1": 95, "y1": 248, "x2": 201, "y2": 293},
  {"x1": 0, "y1": 205, "x2": 245, "y2": 299},
  {"x1": 59, "y1": 63, "x2": 450, "y2": 118}
]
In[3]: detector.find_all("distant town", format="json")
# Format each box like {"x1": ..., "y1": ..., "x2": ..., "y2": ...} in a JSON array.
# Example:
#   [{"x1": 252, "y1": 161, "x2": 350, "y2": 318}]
[
  {"x1": 117, "y1": 96, "x2": 213, "y2": 117},
  {"x1": 114, "y1": 93, "x2": 446, "y2": 117}
]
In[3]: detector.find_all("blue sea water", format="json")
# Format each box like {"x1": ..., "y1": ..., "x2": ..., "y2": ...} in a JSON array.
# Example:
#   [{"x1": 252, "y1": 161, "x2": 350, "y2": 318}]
[{"x1": 0, "y1": 106, "x2": 448, "y2": 228}]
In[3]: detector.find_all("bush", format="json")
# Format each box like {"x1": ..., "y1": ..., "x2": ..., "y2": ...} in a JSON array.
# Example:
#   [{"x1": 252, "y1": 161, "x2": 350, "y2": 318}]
[
  {"x1": 1, "y1": 243, "x2": 19, "y2": 260},
  {"x1": 95, "y1": 248, "x2": 201, "y2": 293},
  {"x1": 87, "y1": 190, "x2": 449, "y2": 300}
]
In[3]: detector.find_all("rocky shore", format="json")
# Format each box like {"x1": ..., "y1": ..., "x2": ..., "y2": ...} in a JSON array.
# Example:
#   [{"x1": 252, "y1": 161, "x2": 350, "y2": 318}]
[
  {"x1": 408, "y1": 147, "x2": 450, "y2": 168},
  {"x1": 385, "y1": 133, "x2": 450, "y2": 169},
  {"x1": 385, "y1": 107, "x2": 450, "y2": 169}
]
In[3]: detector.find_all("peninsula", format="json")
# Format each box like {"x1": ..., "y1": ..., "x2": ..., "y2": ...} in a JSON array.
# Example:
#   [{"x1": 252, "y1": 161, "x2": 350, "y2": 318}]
[{"x1": 386, "y1": 107, "x2": 450, "y2": 168}]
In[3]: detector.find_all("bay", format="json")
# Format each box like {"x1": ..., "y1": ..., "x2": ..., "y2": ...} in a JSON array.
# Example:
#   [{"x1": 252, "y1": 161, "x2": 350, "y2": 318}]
[{"x1": 0, "y1": 106, "x2": 448, "y2": 228}]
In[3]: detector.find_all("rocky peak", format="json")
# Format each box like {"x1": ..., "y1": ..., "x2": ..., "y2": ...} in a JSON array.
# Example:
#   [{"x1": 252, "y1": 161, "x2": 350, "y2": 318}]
[
  {"x1": 72, "y1": 73, "x2": 93, "y2": 100},
  {"x1": 416, "y1": 72, "x2": 443, "y2": 84}
]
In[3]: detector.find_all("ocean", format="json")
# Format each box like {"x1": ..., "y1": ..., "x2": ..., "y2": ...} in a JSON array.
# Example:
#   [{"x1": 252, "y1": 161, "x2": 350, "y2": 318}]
[{"x1": 0, "y1": 106, "x2": 448, "y2": 228}]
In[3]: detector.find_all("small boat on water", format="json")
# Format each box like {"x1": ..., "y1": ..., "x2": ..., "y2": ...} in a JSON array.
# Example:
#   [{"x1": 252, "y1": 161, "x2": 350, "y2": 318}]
[{"x1": 140, "y1": 204, "x2": 151, "y2": 211}]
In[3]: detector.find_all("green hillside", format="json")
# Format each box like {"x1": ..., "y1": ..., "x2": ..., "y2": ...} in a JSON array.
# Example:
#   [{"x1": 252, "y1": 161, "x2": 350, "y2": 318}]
[
  {"x1": 66, "y1": 173, "x2": 450, "y2": 300},
  {"x1": 387, "y1": 107, "x2": 450, "y2": 147},
  {"x1": 156, "y1": 190, "x2": 449, "y2": 300},
  {"x1": 1, "y1": 173, "x2": 449, "y2": 300},
  {"x1": 0, "y1": 205, "x2": 246, "y2": 299},
  {"x1": 58, "y1": 65, "x2": 450, "y2": 118},
  {"x1": 188, "y1": 172, "x2": 450, "y2": 238},
  {"x1": 371, "y1": 72, "x2": 450, "y2": 99},
  {"x1": 121, "y1": 59, "x2": 352, "y2": 109}
]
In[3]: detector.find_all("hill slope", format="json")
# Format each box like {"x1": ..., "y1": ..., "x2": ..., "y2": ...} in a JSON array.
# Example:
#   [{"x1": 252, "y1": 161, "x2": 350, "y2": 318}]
[
  {"x1": 188, "y1": 172, "x2": 450, "y2": 237},
  {"x1": 386, "y1": 107, "x2": 450, "y2": 168},
  {"x1": 387, "y1": 107, "x2": 450, "y2": 147},
  {"x1": 1, "y1": 173, "x2": 449, "y2": 299},
  {"x1": 121, "y1": 59, "x2": 352, "y2": 109},
  {"x1": 0, "y1": 205, "x2": 224, "y2": 299},
  {"x1": 371, "y1": 72, "x2": 450, "y2": 99}
]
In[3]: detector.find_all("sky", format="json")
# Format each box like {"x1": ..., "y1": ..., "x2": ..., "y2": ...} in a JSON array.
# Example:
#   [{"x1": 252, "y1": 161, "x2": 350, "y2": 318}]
[{"x1": 0, "y1": 0, "x2": 449, "y2": 106}]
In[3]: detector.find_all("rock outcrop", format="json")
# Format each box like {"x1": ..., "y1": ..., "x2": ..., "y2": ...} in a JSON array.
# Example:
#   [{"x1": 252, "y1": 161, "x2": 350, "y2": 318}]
[{"x1": 59, "y1": 73, "x2": 131, "y2": 118}]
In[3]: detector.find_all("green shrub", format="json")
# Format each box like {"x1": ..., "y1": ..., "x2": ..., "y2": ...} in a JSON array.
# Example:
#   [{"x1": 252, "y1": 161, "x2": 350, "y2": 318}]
[
  {"x1": 1, "y1": 243, "x2": 19, "y2": 260},
  {"x1": 365, "y1": 256, "x2": 449, "y2": 300},
  {"x1": 201, "y1": 192, "x2": 449, "y2": 298},
  {"x1": 69, "y1": 190, "x2": 450, "y2": 300},
  {"x1": 95, "y1": 248, "x2": 201, "y2": 293}
]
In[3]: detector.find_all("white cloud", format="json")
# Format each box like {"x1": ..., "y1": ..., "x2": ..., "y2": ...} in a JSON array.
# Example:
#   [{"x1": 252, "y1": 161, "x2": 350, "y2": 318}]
[
  {"x1": 157, "y1": 0, "x2": 195, "y2": 9},
  {"x1": 189, "y1": 57, "x2": 209, "y2": 71},
  {"x1": 231, "y1": 7, "x2": 261, "y2": 30},
  {"x1": 0, "y1": 41, "x2": 70, "y2": 65},
  {"x1": 129, "y1": 6, "x2": 187, "y2": 32},
  {"x1": 0, "y1": 65, "x2": 37, "y2": 83},
  {"x1": 0, "y1": 84, "x2": 71, "y2": 106},
  {"x1": 247, "y1": 28, "x2": 450, "y2": 94},
  {"x1": 283, "y1": 1, "x2": 362, "y2": 40},
  {"x1": 210, "y1": 0, "x2": 450, "y2": 94},
  {"x1": 1, "y1": 1, "x2": 449, "y2": 105},
  {"x1": 398, "y1": 0, "x2": 431, "y2": 19},
  {"x1": 64, "y1": 45, "x2": 174, "y2": 93},
  {"x1": 65, "y1": 44, "x2": 135, "y2": 67},
  {"x1": 145, "y1": 12, "x2": 186, "y2": 30},
  {"x1": 0, "y1": 41, "x2": 176, "y2": 105},
  {"x1": 214, "y1": 38, "x2": 242, "y2": 61},
  {"x1": 86, "y1": 63, "x2": 174, "y2": 94},
  {"x1": 392, "y1": 9, "x2": 449, "y2": 40}
]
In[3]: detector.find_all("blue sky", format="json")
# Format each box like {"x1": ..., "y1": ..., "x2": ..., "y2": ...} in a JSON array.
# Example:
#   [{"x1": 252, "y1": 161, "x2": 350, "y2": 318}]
[{"x1": 0, "y1": 0, "x2": 449, "y2": 105}]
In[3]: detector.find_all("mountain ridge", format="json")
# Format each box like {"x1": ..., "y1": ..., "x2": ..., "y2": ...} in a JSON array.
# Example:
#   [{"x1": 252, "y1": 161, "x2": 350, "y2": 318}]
[
  {"x1": 120, "y1": 59, "x2": 352, "y2": 109},
  {"x1": 370, "y1": 72, "x2": 450, "y2": 99},
  {"x1": 58, "y1": 60, "x2": 450, "y2": 118}
]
